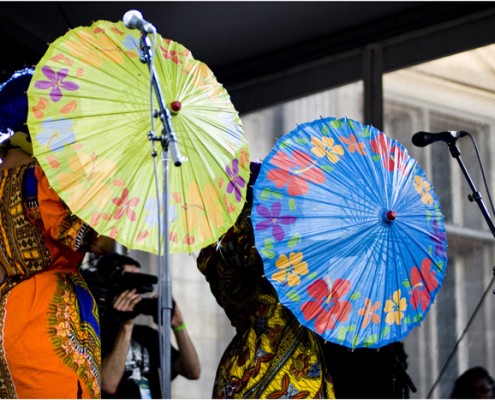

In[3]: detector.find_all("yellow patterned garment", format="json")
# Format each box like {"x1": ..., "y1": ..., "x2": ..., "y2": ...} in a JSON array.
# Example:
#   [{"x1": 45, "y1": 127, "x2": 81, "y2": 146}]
[
  {"x1": 197, "y1": 197, "x2": 335, "y2": 399},
  {"x1": 0, "y1": 161, "x2": 100, "y2": 398}
]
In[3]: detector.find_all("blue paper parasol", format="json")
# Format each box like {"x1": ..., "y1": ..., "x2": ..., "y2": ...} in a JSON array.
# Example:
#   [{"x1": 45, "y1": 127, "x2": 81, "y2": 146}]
[{"x1": 251, "y1": 116, "x2": 447, "y2": 349}]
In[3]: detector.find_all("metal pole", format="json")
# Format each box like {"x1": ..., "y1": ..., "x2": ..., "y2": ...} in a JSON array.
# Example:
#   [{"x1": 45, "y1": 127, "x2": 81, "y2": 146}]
[
  {"x1": 137, "y1": 31, "x2": 185, "y2": 399},
  {"x1": 158, "y1": 149, "x2": 172, "y2": 399}
]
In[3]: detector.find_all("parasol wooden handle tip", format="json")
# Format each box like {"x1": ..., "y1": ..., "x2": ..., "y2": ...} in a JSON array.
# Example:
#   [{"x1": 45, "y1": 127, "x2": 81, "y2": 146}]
[
  {"x1": 383, "y1": 210, "x2": 397, "y2": 223},
  {"x1": 170, "y1": 100, "x2": 182, "y2": 113},
  {"x1": 386, "y1": 210, "x2": 397, "y2": 220}
]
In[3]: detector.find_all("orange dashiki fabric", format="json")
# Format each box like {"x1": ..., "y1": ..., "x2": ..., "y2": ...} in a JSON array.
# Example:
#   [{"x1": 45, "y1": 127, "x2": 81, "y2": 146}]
[{"x1": 0, "y1": 161, "x2": 100, "y2": 398}]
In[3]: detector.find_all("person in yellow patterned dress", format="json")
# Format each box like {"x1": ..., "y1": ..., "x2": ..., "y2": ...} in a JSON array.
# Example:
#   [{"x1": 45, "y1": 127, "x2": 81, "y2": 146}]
[
  {"x1": 0, "y1": 68, "x2": 115, "y2": 398},
  {"x1": 197, "y1": 162, "x2": 335, "y2": 399}
]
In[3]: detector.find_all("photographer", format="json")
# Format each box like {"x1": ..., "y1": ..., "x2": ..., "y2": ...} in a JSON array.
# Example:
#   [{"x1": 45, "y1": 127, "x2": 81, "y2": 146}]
[{"x1": 84, "y1": 253, "x2": 200, "y2": 399}]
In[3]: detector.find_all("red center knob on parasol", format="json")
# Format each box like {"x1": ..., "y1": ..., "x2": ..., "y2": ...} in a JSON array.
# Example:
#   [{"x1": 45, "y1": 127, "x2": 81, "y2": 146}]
[
  {"x1": 386, "y1": 210, "x2": 397, "y2": 221},
  {"x1": 170, "y1": 100, "x2": 182, "y2": 113}
]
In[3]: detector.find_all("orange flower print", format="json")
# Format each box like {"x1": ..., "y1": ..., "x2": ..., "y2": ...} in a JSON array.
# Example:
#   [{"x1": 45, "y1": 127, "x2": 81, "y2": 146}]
[
  {"x1": 31, "y1": 98, "x2": 48, "y2": 119},
  {"x1": 57, "y1": 150, "x2": 116, "y2": 212},
  {"x1": 64, "y1": 29, "x2": 127, "y2": 67},
  {"x1": 341, "y1": 134, "x2": 366, "y2": 155},
  {"x1": 358, "y1": 298, "x2": 381, "y2": 328}
]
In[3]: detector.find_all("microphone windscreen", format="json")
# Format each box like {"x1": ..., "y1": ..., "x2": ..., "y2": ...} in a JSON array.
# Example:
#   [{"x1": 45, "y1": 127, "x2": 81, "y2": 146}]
[
  {"x1": 123, "y1": 10, "x2": 142, "y2": 28},
  {"x1": 411, "y1": 132, "x2": 428, "y2": 147}
]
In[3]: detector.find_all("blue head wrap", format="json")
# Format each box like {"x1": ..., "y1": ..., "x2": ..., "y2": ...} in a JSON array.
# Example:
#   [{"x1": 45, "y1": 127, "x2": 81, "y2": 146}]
[
  {"x1": 0, "y1": 68, "x2": 34, "y2": 141},
  {"x1": 0, "y1": 68, "x2": 35, "y2": 156}
]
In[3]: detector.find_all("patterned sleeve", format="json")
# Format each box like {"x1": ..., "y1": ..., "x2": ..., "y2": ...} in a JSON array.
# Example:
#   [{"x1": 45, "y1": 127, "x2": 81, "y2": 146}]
[{"x1": 34, "y1": 165, "x2": 94, "y2": 251}]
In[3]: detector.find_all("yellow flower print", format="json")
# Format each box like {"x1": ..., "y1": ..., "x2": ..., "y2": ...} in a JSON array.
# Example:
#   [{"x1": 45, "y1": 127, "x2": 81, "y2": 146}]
[
  {"x1": 63, "y1": 28, "x2": 133, "y2": 67},
  {"x1": 310, "y1": 136, "x2": 344, "y2": 163},
  {"x1": 57, "y1": 149, "x2": 117, "y2": 212},
  {"x1": 182, "y1": 181, "x2": 226, "y2": 243},
  {"x1": 56, "y1": 321, "x2": 69, "y2": 338},
  {"x1": 60, "y1": 338, "x2": 72, "y2": 353},
  {"x1": 413, "y1": 176, "x2": 434, "y2": 205},
  {"x1": 384, "y1": 289, "x2": 407, "y2": 325},
  {"x1": 72, "y1": 351, "x2": 87, "y2": 366},
  {"x1": 272, "y1": 252, "x2": 309, "y2": 286},
  {"x1": 61, "y1": 290, "x2": 72, "y2": 304}
]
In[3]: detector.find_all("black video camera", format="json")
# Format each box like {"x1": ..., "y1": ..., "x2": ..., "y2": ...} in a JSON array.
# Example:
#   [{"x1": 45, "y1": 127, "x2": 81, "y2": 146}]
[
  {"x1": 113, "y1": 270, "x2": 158, "y2": 295},
  {"x1": 82, "y1": 254, "x2": 159, "y2": 321}
]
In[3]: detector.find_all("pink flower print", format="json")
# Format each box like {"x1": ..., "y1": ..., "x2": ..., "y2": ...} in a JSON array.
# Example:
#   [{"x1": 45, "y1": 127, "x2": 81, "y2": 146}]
[
  {"x1": 267, "y1": 150, "x2": 325, "y2": 196},
  {"x1": 254, "y1": 201, "x2": 296, "y2": 241},
  {"x1": 34, "y1": 66, "x2": 79, "y2": 102},
  {"x1": 113, "y1": 188, "x2": 140, "y2": 222},
  {"x1": 226, "y1": 158, "x2": 246, "y2": 202},
  {"x1": 410, "y1": 258, "x2": 439, "y2": 311},
  {"x1": 301, "y1": 278, "x2": 352, "y2": 334},
  {"x1": 159, "y1": 47, "x2": 184, "y2": 65}
]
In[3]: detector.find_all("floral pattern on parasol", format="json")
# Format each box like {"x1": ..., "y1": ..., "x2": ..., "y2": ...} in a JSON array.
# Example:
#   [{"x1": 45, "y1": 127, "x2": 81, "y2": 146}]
[
  {"x1": 27, "y1": 20, "x2": 250, "y2": 254},
  {"x1": 251, "y1": 117, "x2": 447, "y2": 349}
]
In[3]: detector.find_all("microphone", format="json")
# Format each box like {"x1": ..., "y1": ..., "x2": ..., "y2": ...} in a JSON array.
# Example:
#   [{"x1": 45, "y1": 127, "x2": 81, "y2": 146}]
[
  {"x1": 123, "y1": 10, "x2": 156, "y2": 34},
  {"x1": 412, "y1": 130, "x2": 468, "y2": 147}
]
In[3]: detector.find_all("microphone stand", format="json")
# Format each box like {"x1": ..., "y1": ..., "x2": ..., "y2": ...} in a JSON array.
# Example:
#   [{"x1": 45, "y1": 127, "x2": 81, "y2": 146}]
[
  {"x1": 447, "y1": 139, "x2": 495, "y2": 239},
  {"x1": 138, "y1": 31, "x2": 185, "y2": 399},
  {"x1": 424, "y1": 137, "x2": 495, "y2": 398}
]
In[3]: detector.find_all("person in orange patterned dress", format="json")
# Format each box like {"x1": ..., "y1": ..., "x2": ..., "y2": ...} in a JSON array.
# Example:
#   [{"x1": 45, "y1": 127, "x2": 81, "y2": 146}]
[
  {"x1": 0, "y1": 68, "x2": 115, "y2": 398},
  {"x1": 196, "y1": 162, "x2": 335, "y2": 399}
]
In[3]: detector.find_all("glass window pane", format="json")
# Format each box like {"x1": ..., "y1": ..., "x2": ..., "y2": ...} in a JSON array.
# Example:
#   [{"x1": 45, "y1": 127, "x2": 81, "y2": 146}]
[
  {"x1": 241, "y1": 81, "x2": 363, "y2": 160},
  {"x1": 384, "y1": 44, "x2": 495, "y2": 399}
]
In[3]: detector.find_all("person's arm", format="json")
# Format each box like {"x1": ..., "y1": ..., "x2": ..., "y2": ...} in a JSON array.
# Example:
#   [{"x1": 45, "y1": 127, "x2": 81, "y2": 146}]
[
  {"x1": 171, "y1": 301, "x2": 201, "y2": 380},
  {"x1": 101, "y1": 290, "x2": 142, "y2": 394}
]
